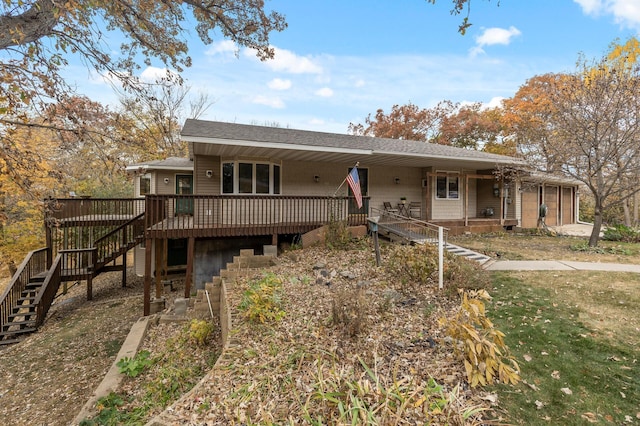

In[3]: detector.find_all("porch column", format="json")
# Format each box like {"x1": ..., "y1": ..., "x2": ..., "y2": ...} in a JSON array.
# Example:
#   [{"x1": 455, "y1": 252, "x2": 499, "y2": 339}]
[
  {"x1": 184, "y1": 237, "x2": 195, "y2": 298},
  {"x1": 144, "y1": 238, "x2": 152, "y2": 316},
  {"x1": 499, "y1": 180, "x2": 505, "y2": 226},
  {"x1": 464, "y1": 175, "x2": 469, "y2": 227}
]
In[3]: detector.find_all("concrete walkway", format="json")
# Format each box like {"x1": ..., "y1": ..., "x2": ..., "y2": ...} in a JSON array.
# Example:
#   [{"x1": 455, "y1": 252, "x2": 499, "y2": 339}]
[
  {"x1": 479, "y1": 223, "x2": 640, "y2": 272},
  {"x1": 484, "y1": 259, "x2": 640, "y2": 273}
]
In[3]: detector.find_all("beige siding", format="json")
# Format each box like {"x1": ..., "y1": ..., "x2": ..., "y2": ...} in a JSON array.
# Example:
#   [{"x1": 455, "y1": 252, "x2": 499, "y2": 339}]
[
  {"x1": 282, "y1": 160, "x2": 425, "y2": 213},
  {"x1": 195, "y1": 156, "x2": 220, "y2": 195}
]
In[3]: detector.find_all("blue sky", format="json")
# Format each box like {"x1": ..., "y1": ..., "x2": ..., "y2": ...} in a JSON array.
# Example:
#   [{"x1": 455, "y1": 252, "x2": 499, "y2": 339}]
[{"x1": 78, "y1": 0, "x2": 640, "y2": 134}]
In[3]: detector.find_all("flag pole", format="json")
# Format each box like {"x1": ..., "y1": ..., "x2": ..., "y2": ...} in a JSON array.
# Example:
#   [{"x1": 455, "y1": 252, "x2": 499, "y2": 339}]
[{"x1": 333, "y1": 162, "x2": 359, "y2": 197}]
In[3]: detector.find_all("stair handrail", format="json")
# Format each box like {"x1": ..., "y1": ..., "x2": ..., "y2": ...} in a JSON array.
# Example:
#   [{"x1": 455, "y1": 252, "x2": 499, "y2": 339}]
[
  {"x1": 0, "y1": 248, "x2": 48, "y2": 331},
  {"x1": 33, "y1": 253, "x2": 63, "y2": 327},
  {"x1": 93, "y1": 212, "x2": 145, "y2": 270},
  {"x1": 371, "y1": 208, "x2": 449, "y2": 242}
]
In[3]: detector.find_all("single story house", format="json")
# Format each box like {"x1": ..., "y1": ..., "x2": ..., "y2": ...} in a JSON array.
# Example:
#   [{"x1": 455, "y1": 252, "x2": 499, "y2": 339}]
[{"x1": 123, "y1": 119, "x2": 580, "y2": 313}]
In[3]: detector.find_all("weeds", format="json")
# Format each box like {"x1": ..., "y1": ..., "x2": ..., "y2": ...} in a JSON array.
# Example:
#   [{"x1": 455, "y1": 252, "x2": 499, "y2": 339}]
[
  {"x1": 330, "y1": 287, "x2": 370, "y2": 337},
  {"x1": 301, "y1": 356, "x2": 487, "y2": 424},
  {"x1": 238, "y1": 272, "x2": 286, "y2": 324},
  {"x1": 82, "y1": 321, "x2": 219, "y2": 425},
  {"x1": 116, "y1": 350, "x2": 153, "y2": 378}
]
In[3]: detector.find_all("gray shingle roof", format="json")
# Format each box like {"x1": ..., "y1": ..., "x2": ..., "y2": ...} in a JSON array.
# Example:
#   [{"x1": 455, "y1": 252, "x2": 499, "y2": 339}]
[
  {"x1": 125, "y1": 157, "x2": 193, "y2": 171},
  {"x1": 181, "y1": 119, "x2": 522, "y2": 165}
]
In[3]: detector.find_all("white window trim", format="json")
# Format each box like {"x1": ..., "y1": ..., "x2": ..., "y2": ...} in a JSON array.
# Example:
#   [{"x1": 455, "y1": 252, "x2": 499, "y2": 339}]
[
  {"x1": 138, "y1": 173, "x2": 152, "y2": 197},
  {"x1": 221, "y1": 160, "x2": 281, "y2": 195},
  {"x1": 435, "y1": 174, "x2": 460, "y2": 200}
]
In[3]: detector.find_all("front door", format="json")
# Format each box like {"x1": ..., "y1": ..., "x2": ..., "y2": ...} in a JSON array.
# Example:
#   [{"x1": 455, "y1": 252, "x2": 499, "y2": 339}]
[{"x1": 175, "y1": 174, "x2": 193, "y2": 215}]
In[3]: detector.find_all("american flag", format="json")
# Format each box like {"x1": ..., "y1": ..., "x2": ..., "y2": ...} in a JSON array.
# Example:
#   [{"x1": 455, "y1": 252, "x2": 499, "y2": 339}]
[{"x1": 346, "y1": 167, "x2": 363, "y2": 209}]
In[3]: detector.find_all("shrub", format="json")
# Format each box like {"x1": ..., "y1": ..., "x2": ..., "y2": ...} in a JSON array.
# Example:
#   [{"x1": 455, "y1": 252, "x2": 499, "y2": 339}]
[
  {"x1": 442, "y1": 253, "x2": 491, "y2": 297},
  {"x1": 325, "y1": 218, "x2": 352, "y2": 250},
  {"x1": 440, "y1": 289, "x2": 520, "y2": 388},
  {"x1": 602, "y1": 224, "x2": 640, "y2": 242},
  {"x1": 188, "y1": 319, "x2": 214, "y2": 346},
  {"x1": 238, "y1": 272, "x2": 286, "y2": 324},
  {"x1": 385, "y1": 244, "x2": 439, "y2": 292},
  {"x1": 331, "y1": 287, "x2": 369, "y2": 337}
]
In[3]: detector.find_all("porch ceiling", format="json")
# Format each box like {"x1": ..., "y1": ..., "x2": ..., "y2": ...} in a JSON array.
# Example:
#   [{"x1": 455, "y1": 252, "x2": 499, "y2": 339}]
[{"x1": 190, "y1": 141, "x2": 515, "y2": 170}]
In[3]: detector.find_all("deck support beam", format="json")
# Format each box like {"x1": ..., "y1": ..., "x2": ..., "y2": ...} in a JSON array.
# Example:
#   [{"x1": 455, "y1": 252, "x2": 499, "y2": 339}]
[
  {"x1": 86, "y1": 275, "x2": 93, "y2": 301},
  {"x1": 184, "y1": 237, "x2": 195, "y2": 298},
  {"x1": 144, "y1": 238, "x2": 152, "y2": 316}
]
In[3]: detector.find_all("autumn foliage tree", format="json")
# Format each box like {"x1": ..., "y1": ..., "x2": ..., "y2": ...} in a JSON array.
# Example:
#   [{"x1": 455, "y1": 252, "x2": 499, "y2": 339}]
[
  {"x1": 505, "y1": 38, "x2": 640, "y2": 246},
  {"x1": 348, "y1": 102, "x2": 455, "y2": 141},
  {"x1": 0, "y1": 0, "x2": 286, "y2": 198}
]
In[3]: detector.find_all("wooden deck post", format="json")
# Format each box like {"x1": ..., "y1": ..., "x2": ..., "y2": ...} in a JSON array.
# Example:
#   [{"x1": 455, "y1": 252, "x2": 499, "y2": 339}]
[
  {"x1": 184, "y1": 237, "x2": 195, "y2": 298},
  {"x1": 122, "y1": 245, "x2": 127, "y2": 288},
  {"x1": 144, "y1": 238, "x2": 152, "y2": 316},
  {"x1": 87, "y1": 275, "x2": 93, "y2": 301},
  {"x1": 155, "y1": 238, "x2": 163, "y2": 298}
]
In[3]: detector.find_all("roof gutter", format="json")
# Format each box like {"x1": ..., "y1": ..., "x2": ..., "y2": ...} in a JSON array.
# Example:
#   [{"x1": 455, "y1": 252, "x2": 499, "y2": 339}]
[{"x1": 182, "y1": 136, "x2": 372, "y2": 156}]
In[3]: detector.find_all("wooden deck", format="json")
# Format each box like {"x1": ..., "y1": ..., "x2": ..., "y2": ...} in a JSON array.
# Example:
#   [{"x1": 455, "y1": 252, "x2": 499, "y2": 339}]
[
  {"x1": 429, "y1": 218, "x2": 518, "y2": 235},
  {"x1": 143, "y1": 194, "x2": 369, "y2": 238}
]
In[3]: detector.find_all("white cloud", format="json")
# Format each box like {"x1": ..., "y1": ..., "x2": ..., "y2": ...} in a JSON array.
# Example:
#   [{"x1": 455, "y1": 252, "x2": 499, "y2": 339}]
[
  {"x1": 476, "y1": 26, "x2": 522, "y2": 47},
  {"x1": 354, "y1": 79, "x2": 366, "y2": 88},
  {"x1": 268, "y1": 78, "x2": 292, "y2": 90},
  {"x1": 247, "y1": 46, "x2": 323, "y2": 74},
  {"x1": 139, "y1": 66, "x2": 176, "y2": 83},
  {"x1": 574, "y1": 0, "x2": 640, "y2": 28},
  {"x1": 309, "y1": 118, "x2": 325, "y2": 126},
  {"x1": 252, "y1": 95, "x2": 285, "y2": 109},
  {"x1": 484, "y1": 97, "x2": 505, "y2": 109},
  {"x1": 315, "y1": 87, "x2": 334, "y2": 97},
  {"x1": 574, "y1": 0, "x2": 602, "y2": 15},
  {"x1": 470, "y1": 26, "x2": 522, "y2": 57},
  {"x1": 205, "y1": 40, "x2": 238, "y2": 56}
]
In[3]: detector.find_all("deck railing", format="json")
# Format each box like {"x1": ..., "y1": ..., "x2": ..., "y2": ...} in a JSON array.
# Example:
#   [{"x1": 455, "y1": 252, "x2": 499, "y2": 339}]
[
  {"x1": 373, "y1": 208, "x2": 448, "y2": 244},
  {"x1": 45, "y1": 197, "x2": 145, "y2": 225},
  {"x1": 0, "y1": 248, "x2": 48, "y2": 331},
  {"x1": 144, "y1": 194, "x2": 370, "y2": 237},
  {"x1": 34, "y1": 254, "x2": 63, "y2": 327}
]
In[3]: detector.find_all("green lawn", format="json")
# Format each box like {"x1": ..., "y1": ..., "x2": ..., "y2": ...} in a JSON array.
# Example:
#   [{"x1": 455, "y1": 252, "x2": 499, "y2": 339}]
[{"x1": 489, "y1": 271, "x2": 639, "y2": 425}]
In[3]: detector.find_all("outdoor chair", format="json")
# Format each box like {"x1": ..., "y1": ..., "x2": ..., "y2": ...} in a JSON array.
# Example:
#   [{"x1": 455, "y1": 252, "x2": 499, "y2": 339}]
[
  {"x1": 409, "y1": 201, "x2": 421, "y2": 219},
  {"x1": 383, "y1": 201, "x2": 399, "y2": 214}
]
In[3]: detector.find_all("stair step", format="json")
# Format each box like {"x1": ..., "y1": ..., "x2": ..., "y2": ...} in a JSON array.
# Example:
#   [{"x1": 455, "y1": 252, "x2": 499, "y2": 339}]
[
  {"x1": 0, "y1": 337, "x2": 25, "y2": 346},
  {"x1": 0, "y1": 328, "x2": 37, "y2": 340},
  {"x1": 13, "y1": 303, "x2": 37, "y2": 310},
  {"x1": 17, "y1": 296, "x2": 36, "y2": 303},
  {"x1": 9, "y1": 311, "x2": 37, "y2": 320},
  {"x1": 2, "y1": 320, "x2": 36, "y2": 330}
]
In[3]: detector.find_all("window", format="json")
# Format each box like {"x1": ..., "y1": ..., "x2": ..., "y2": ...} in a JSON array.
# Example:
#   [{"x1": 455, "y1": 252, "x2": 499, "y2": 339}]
[
  {"x1": 436, "y1": 175, "x2": 459, "y2": 199},
  {"x1": 221, "y1": 161, "x2": 281, "y2": 194},
  {"x1": 139, "y1": 174, "x2": 151, "y2": 195}
]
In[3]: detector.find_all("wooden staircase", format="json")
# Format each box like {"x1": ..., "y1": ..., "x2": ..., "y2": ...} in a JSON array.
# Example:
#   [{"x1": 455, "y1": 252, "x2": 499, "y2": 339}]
[
  {"x1": 0, "y1": 213, "x2": 145, "y2": 346},
  {"x1": 0, "y1": 274, "x2": 45, "y2": 345}
]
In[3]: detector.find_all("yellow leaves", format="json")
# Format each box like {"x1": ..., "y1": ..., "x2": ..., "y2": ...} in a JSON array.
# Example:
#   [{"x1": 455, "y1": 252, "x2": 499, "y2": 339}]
[{"x1": 442, "y1": 290, "x2": 521, "y2": 388}]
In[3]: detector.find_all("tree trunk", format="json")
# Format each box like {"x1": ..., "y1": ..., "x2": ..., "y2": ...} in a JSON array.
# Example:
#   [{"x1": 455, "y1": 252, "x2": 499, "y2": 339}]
[
  {"x1": 589, "y1": 205, "x2": 603, "y2": 247},
  {"x1": 623, "y1": 198, "x2": 631, "y2": 226}
]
